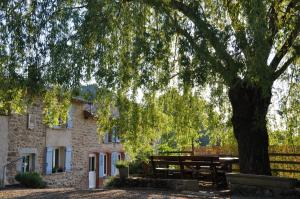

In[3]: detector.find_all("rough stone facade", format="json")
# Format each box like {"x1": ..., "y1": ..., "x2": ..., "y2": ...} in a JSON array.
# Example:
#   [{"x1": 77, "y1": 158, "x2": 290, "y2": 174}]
[
  {"x1": 6, "y1": 101, "x2": 46, "y2": 184},
  {"x1": 0, "y1": 116, "x2": 9, "y2": 186},
  {"x1": 1, "y1": 99, "x2": 124, "y2": 189}
]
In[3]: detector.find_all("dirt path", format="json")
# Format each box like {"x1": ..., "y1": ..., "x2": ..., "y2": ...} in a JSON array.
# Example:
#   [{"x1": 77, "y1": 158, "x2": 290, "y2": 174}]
[{"x1": 0, "y1": 188, "x2": 229, "y2": 199}]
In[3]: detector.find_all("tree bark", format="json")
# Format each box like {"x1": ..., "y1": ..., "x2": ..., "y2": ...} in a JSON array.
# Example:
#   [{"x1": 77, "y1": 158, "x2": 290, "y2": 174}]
[{"x1": 229, "y1": 80, "x2": 272, "y2": 175}]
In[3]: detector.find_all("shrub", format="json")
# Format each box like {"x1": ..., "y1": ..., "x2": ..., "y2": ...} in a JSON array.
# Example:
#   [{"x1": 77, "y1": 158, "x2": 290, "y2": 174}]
[
  {"x1": 116, "y1": 160, "x2": 128, "y2": 169},
  {"x1": 129, "y1": 160, "x2": 144, "y2": 175},
  {"x1": 15, "y1": 172, "x2": 46, "y2": 188},
  {"x1": 104, "y1": 177, "x2": 168, "y2": 189}
]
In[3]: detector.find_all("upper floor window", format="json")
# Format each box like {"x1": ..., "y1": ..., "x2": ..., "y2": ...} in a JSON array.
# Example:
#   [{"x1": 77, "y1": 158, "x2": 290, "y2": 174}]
[
  {"x1": 52, "y1": 105, "x2": 74, "y2": 129},
  {"x1": 104, "y1": 127, "x2": 121, "y2": 144},
  {"x1": 27, "y1": 114, "x2": 36, "y2": 129}
]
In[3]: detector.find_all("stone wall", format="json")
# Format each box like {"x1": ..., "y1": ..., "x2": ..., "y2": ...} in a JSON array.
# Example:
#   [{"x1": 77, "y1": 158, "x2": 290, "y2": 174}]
[
  {"x1": 226, "y1": 173, "x2": 300, "y2": 199},
  {"x1": 4, "y1": 99, "x2": 124, "y2": 188},
  {"x1": 6, "y1": 102, "x2": 46, "y2": 184},
  {"x1": 0, "y1": 116, "x2": 9, "y2": 186},
  {"x1": 43, "y1": 101, "x2": 123, "y2": 188}
]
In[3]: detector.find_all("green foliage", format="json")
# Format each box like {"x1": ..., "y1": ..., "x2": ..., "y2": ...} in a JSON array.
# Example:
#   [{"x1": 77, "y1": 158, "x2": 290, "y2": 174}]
[
  {"x1": 1, "y1": 0, "x2": 299, "y2": 173},
  {"x1": 116, "y1": 160, "x2": 129, "y2": 169},
  {"x1": 15, "y1": 172, "x2": 46, "y2": 188},
  {"x1": 43, "y1": 86, "x2": 71, "y2": 127},
  {"x1": 97, "y1": 87, "x2": 229, "y2": 159},
  {"x1": 0, "y1": 88, "x2": 26, "y2": 115},
  {"x1": 128, "y1": 159, "x2": 145, "y2": 175}
]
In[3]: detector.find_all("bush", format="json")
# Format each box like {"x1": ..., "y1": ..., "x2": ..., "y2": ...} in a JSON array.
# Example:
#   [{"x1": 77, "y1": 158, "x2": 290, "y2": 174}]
[
  {"x1": 104, "y1": 177, "x2": 168, "y2": 189},
  {"x1": 15, "y1": 172, "x2": 46, "y2": 188},
  {"x1": 116, "y1": 160, "x2": 128, "y2": 169},
  {"x1": 129, "y1": 160, "x2": 144, "y2": 175}
]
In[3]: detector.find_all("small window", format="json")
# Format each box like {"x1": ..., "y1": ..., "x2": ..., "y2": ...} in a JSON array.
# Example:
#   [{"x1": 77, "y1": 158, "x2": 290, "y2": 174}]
[
  {"x1": 21, "y1": 154, "x2": 35, "y2": 173},
  {"x1": 28, "y1": 114, "x2": 35, "y2": 129}
]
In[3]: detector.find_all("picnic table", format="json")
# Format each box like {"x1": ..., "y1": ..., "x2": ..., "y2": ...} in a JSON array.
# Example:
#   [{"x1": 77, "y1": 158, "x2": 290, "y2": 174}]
[{"x1": 150, "y1": 155, "x2": 239, "y2": 185}]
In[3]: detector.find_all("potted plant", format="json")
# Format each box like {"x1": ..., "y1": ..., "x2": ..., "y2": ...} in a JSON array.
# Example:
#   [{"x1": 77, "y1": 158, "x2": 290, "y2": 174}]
[{"x1": 116, "y1": 160, "x2": 129, "y2": 179}]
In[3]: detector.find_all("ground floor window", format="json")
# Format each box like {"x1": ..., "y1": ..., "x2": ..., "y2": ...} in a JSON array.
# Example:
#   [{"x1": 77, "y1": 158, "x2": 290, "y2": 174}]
[
  {"x1": 21, "y1": 154, "x2": 35, "y2": 173},
  {"x1": 104, "y1": 154, "x2": 107, "y2": 176},
  {"x1": 52, "y1": 147, "x2": 66, "y2": 173},
  {"x1": 46, "y1": 146, "x2": 72, "y2": 175}
]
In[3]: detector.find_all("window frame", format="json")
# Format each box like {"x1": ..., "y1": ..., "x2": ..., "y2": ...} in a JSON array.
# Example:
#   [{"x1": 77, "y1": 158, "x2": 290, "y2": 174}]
[
  {"x1": 27, "y1": 114, "x2": 36, "y2": 129},
  {"x1": 21, "y1": 154, "x2": 34, "y2": 173},
  {"x1": 103, "y1": 154, "x2": 107, "y2": 176},
  {"x1": 52, "y1": 147, "x2": 66, "y2": 173}
]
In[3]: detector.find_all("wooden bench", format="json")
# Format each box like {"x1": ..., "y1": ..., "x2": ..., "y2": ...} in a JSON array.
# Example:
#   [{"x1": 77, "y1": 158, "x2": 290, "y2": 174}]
[{"x1": 150, "y1": 155, "x2": 228, "y2": 185}]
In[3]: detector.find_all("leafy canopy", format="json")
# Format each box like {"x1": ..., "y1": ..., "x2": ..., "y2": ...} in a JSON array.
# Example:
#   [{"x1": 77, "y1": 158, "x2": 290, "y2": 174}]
[{"x1": 0, "y1": 1, "x2": 299, "y2": 154}]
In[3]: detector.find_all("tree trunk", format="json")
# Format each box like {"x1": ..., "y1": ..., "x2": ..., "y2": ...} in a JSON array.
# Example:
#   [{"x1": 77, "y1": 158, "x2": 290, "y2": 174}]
[{"x1": 229, "y1": 80, "x2": 272, "y2": 175}]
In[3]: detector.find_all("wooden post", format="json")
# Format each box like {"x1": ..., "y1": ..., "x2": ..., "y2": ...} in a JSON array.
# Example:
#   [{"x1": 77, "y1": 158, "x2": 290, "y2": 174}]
[{"x1": 191, "y1": 138, "x2": 195, "y2": 156}]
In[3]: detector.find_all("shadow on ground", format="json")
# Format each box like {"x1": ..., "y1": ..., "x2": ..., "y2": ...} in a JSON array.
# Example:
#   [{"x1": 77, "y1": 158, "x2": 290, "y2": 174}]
[{"x1": 0, "y1": 188, "x2": 228, "y2": 199}]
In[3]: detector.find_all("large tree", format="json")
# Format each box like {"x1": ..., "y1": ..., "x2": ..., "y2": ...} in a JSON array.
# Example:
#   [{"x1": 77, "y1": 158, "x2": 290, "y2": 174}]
[
  {"x1": 1, "y1": 0, "x2": 299, "y2": 175},
  {"x1": 75, "y1": 0, "x2": 300, "y2": 175}
]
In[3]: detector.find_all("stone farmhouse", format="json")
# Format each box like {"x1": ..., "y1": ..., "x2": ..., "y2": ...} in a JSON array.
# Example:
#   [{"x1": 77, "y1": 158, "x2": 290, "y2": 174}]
[{"x1": 0, "y1": 97, "x2": 125, "y2": 189}]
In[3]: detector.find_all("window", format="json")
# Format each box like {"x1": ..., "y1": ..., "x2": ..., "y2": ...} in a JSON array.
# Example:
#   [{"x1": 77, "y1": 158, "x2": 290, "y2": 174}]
[
  {"x1": 103, "y1": 154, "x2": 107, "y2": 176},
  {"x1": 27, "y1": 114, "x2": 35, "y2": 129},
  {"x1": 111, "y1": 152, "x2": 121, "y2": 176},
  {"x1": 89, "y1": 156, "x2": 96, "y2": 172},
  {"x1": 46, "y1": 146, "x2": 72, "y2": 175},
  {"x1": 104, "y1": 127, "x2": 121, "y2": 144},
  {"x1": 52, "y1": 105, "x2": 73, "y2": 129},
  {"x1": 21, "y1": 154, "x2": 35, "y2": 173},
  {"x1": 112, "y1": 127, "x2": 121, "y2": 143},
  {"x1": 52, "y1": 147, "x2": 66, "y2": 173},
  {"x1": 52, "y1": 117, "x2": 64, "y2": 129}
]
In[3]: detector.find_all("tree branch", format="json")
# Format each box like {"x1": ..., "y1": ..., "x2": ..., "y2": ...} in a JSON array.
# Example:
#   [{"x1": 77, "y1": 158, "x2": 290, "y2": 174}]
[
  {"x1": 239, "y1": 0, "x2": 270, "y2": 61},
  {"x1": 169, "y1": 1, "x2": 238, "y2": 67},
  {"x1": 174, "y1": 23, "x2": 233, "y2": 84},
  {"x1": 272, "y1": 56, "x2": 295, "y2": 80},
  {"x1": 224, "y1": 0, "x2": 250, "y2": 61},
  {"x1": 136, "y1": 0, "x2": 242, "y2": 77},
  {"x1": 270, "y1": 17, "x2": 300, "y2": 70},
  {"x1": 281, "y1": 1, "x2": 299, "y2": 25},
  {"x1": 267, "y1": 0, "x2": 280, "y2": 48}
]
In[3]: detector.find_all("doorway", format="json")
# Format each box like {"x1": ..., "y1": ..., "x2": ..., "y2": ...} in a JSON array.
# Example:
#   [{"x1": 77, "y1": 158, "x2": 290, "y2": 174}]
[{"x1": 88, "y1": 154, "x2": 96, "y2": 189}]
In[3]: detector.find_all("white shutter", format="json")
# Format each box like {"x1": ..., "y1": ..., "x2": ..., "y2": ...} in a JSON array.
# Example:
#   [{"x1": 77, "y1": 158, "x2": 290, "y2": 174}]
[
  {"x1": 99, "y1": 153, "x2": 104, "y2": 177},
  {"x1": 16, "y1": 157, "x2": 24, "y2": 173},
  {"x1": 111, "y1": 152, "x2": 117, "y2": 176},
  {"x1": 67, "y1": 106, "x2": 74, "y2": 128},
  {"x1": 65, "y1": 146, "x2": 72, "y2": 172},
  {"x1": 46, "y1": 147, "x2": 53, "y2": 175}
]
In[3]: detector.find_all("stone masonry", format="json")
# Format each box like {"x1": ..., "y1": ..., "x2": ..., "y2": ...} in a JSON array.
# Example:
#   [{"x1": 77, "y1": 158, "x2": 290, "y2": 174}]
[
  {"x1": 0, "y1": 116, "x2": 9, "y2": 187},
  {"x1": 2, "y1": 98, "x2": 124, "y2": 188}
]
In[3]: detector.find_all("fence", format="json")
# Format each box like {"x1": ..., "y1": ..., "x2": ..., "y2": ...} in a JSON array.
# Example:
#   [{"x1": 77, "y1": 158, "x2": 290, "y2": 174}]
[{"x1": 191, "y1": 146, "x2": 300, "y2": 179}]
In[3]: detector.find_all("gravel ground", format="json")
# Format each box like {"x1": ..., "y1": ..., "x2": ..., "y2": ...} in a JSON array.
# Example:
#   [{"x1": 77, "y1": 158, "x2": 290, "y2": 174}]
[{"x1": 0, "y1": 188, "x2": 230, "y2": 199}]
